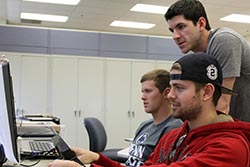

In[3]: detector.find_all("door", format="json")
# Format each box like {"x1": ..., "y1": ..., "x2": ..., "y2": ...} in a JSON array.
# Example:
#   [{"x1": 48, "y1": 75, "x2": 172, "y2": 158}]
[
  {"x1": 77, "y1": 57, "x2": 105, "y2": 149},
  {"x1": 20, "y1": 55, "x2": 50, "y2": 115},
  {"x1": 105, "y1": 59, "x2": 131, "y2": 148},
  {"x1": 51, "y1": 56, "x2": 78, "y2": 146}
]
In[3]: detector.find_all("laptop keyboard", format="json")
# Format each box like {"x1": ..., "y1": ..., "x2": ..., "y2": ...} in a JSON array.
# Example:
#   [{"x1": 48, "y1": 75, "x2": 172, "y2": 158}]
[{"x1": 29, "y1": 140, "x2": 54, "y2": 152}]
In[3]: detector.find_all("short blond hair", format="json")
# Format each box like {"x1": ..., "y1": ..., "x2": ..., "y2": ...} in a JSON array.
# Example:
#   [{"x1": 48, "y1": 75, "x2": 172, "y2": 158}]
[{"x1": 140, "y1": 69, "x2": 170, "y2": 93}]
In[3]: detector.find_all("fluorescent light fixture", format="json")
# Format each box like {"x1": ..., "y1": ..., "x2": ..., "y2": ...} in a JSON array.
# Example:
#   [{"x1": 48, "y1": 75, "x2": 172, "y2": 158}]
[
  {"x1": 21, "y1": 13, "x2": 68, "y2": 22},
  {"x1": 110, "y1": 20, "x2": 155, "y2": 29},
  {"x1": 23, "y1": 0, "x2": 80, "y2": 5},
  {"x1": 220, "y1": 14, "x2": 250, "y2": 24},
  {"x1": 130, "y1": 3, "x2": 168, "y2": 14}
]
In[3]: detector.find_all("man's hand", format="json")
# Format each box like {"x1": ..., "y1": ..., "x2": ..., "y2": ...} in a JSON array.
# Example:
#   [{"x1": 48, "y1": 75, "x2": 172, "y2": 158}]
[
  {"x1": 72, "y1": 147, "x2": 100, "y2": 164},
  {"x1": 48, "y1": 159, "x2": 81, "y2": 167},
  {"x1": 48, "y1": 147, "x2": 100, "y2": 167}
]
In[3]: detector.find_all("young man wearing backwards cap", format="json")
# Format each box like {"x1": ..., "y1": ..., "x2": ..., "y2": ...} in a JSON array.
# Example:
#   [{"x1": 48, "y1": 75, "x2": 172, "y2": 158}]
[{"x1": 47, "y1": 52, "x2": 250, "y2": 167}]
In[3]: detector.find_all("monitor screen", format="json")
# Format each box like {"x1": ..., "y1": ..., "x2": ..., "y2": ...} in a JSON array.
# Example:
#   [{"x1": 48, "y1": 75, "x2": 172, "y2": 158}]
[{"x1": 0, "y1": 59, "x2": 19, "y2": 163}]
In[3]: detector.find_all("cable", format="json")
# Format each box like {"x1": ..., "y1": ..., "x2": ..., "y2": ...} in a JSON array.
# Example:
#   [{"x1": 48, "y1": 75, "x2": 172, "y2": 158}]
[{"x1": 19, "y1": 148, "x2": 58, "y2": 167}]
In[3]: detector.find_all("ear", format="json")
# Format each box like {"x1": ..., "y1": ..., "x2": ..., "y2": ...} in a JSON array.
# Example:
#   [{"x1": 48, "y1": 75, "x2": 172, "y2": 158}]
[
  {"x1": 163, "y1": 87, "x2": 170, "y2": 98},
  {"x1": 202, "y1": 83, "x2": 215, "y2": 101},
  {"x1": 198, "y1": 17, "x2": 207, "y2": 31}
]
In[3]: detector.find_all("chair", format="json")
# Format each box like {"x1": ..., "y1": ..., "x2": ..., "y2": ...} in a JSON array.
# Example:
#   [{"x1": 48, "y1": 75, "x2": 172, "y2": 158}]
[{"x1": 83, "y1": 117, "x2": 127, "y2": 163}]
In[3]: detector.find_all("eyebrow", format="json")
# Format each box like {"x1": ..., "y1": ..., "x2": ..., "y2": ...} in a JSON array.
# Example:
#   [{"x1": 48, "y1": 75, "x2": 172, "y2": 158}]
[
  {"x1": 170, "y1": 81, "x2": 186, "y2": 87},
  {"x1": 169, "y1": 22, "x2": 186, "y2": 33}
]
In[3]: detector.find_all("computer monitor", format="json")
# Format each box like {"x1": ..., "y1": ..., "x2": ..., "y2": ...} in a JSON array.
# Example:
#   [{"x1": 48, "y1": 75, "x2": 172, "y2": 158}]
[{"x1": 0, "y1": 59, "x2": 19, "y2": 164}]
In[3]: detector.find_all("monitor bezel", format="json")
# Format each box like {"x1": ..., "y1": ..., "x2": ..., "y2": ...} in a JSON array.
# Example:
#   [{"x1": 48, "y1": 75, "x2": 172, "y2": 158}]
[{"x1": 0, "y1": 60, "x2": 19, "y2": 163}]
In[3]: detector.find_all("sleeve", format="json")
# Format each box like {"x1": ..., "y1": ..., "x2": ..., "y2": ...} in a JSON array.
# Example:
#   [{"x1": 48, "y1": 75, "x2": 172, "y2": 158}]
[
  {"x1": 91, "y1": 153, "x2": 125, "y2": 167},
  {"x1": 207, "y1": 31, "x2": 242, "y2": 78}
]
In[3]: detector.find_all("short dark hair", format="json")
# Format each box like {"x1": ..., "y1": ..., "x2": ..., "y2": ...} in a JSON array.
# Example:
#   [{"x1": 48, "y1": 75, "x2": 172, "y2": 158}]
[
  {"x1": 194, "y1": 82, "x2": 221, "y2": 106},
  {"x1": 140, "y1": 69, "x2": 170, "y2": 93},
  {"x1": 165, "y1": 0, "x2": 211, "y2": 30}
]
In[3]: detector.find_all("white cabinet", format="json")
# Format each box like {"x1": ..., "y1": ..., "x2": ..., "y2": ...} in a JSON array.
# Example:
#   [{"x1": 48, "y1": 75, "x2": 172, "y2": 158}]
[
  {"x1": 51, "y1": 55, "x2": 105, "y2": 148},
  {"x1": 77, "y1": 58, "x2": 105, "y2": 149},
  {"x1": 155, "y1": 60, "x2": 174, "y2": 71},
  {"x1": 5, "y1": 53, "x2": 50, "y2": 116},
  {"x1": 20, "y1": 56, "x2": 50, "y2": 115},
  {"x1": 105, "y1": 59, "x2": 131, "y2": 148},
  {"x1": 51, "y1": 56, "x2": 78, "y2": 146},
  {"x1": 105, "y1": 59, "x2": 155, "y2": 148}
]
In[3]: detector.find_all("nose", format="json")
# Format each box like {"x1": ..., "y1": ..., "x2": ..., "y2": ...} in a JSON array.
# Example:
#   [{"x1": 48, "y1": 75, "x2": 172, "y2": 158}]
[
  {"x1": 167, "y1": 88, "x2": 175, "y2": 100},
  {"x1": 172, "y1": 30, "x2": 180, "y2": 40},
  {"x1": 141, "y1": 92, "x2": 146, "y2": 100}
]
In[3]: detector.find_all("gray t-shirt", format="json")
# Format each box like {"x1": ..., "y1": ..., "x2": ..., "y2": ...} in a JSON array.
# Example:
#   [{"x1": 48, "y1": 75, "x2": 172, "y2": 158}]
[
  {"x1": 125, "y1": 116, "x2": 182, "y2": 167},
  {"x1": 206, "y1": 27, "x2": 250, "y2": 121}
]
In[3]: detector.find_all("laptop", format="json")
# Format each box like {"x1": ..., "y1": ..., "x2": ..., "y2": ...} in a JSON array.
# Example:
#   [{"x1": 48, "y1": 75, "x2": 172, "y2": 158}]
[
  {"x1": 17, "y1": 126, "x2": 57, "y2": 138},
  {"x1": 17, "y1": 126, "x2": 59, "y2": 158}
]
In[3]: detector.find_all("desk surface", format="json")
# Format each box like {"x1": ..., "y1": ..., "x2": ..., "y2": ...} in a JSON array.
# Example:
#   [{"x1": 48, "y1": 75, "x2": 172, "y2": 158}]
[
  {"x1": 117, "y1": 147, "x2": 130, "y2": 159},
  {"x1": 4, "y1": 159, "x2": 52, "y2": 167},
  {"x1": 4, "y1": 159, "x2": 91, "y2": 167},
  {"x1": 17, "y1": 121, "x2": 62, "y2": 133}
]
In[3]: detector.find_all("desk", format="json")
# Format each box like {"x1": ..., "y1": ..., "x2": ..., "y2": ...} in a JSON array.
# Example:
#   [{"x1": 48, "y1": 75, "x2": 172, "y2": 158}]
[
  {"x1": 117, "y1": 138, "x2": 133, "y2": 159},
  {"x1": 4, "y1": 159, "x2": 90, "y2": 167},
  {"x1": 17, "y1": 121, "x2": 61, "y2": 133},
  {"x1": 16, "y1": 120, "x2": 65, "y2": 138},
  {"x1": 117, "y1": 147, "x2": 130, "y2": 159},
  {"x1": 3, "y1": 159, "x2": 52, "y2": 167}
]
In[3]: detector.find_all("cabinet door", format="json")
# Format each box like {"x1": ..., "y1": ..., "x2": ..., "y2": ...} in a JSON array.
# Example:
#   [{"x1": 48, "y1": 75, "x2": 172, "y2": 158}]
[
  {"x1": 19, "y1": 55, "x2": 50, "y2": 115},
  {"x1": 6, "y1": 54, "x2": 49, "y2": 116},
  {"x1": 77, "y1": 58, "x2": 105, "y2": 149},
  {"x1": 130, "y1": 61, "x2": 154, "y2": 137},
  {"x1": 51, "y1": 56, "x2": 78, "y2": 146},
  {"x1": 155, "y1": 60, "x2": 174, "y2": 71},
  {"x1": 105, "y1": 59, "x2": 131, "y2": 148}
]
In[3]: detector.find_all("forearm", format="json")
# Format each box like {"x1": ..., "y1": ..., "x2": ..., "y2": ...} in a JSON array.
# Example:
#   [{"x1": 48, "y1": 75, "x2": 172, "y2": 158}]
[
  {"x1": 217, "y1": 77, "x2": 236, "y2": 114},
  {"x1": 216, "y1": 94, "x2": 231, "y2": 114},
  {"x1": 92, "y1": 153, "x2": 125, "y2": 167}
]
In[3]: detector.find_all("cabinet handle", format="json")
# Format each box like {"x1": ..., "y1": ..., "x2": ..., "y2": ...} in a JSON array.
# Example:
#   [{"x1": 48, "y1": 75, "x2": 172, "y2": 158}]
[
  {"x1": 78, "y1": 110, "x2": 81, "y2": 117},
  {"x1": 74, "y1": 110, "x2": 77, "y2": 117},
  {"x1": 128, "y1": 110, "x2": 130, "y2": 117},
  {"x1": 132, "y1": 111, "x2": 135, "y2": 117}
]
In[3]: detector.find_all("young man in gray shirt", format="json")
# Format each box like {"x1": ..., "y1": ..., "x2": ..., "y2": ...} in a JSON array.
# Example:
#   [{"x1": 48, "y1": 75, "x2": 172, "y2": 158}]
[
  {"x1": 125, "y1": 69, "x2": 183, "y2": 166},
  {"x1": 165, "y1": 0, "x2": 250, "y2": 121}
]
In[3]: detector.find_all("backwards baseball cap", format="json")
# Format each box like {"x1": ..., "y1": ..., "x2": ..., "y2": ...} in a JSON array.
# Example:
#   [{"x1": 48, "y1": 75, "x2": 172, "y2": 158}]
[{"x1": 170, "y1": 52, "x2": 236, "y2": 95}]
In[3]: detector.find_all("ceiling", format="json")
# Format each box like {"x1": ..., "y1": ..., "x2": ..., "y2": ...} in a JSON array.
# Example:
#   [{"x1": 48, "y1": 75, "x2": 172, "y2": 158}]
[{"x1": 1, "y1": 0, "x2": 250, "y2": 38}]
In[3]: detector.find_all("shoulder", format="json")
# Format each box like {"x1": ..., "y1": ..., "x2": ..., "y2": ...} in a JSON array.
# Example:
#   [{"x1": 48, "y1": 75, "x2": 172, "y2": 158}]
[
  {"x1": 135, "y1": 118, "x2": 154, "y2": 133},
  {"x1": 159, "y1": 116, "x2": 183, "y2": 137},
  {"x1": 210, "y1": 27, "x2": 244, "y2": 43},
  {"x1": 138, "y1": 118, "x2": 154, "y2": 128},
  {"x1": 164, "y1": 116, "x2": 183, "y2": 129},
  {"x1": 199, "y1": 130, "x2": 249, "y2": 161},
  {"x1": 157, "y1": 126, "x2": 183, "y2": 145},
  {"x1": 207, "y1": 27, "x2": 248, "y2": 71}
]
